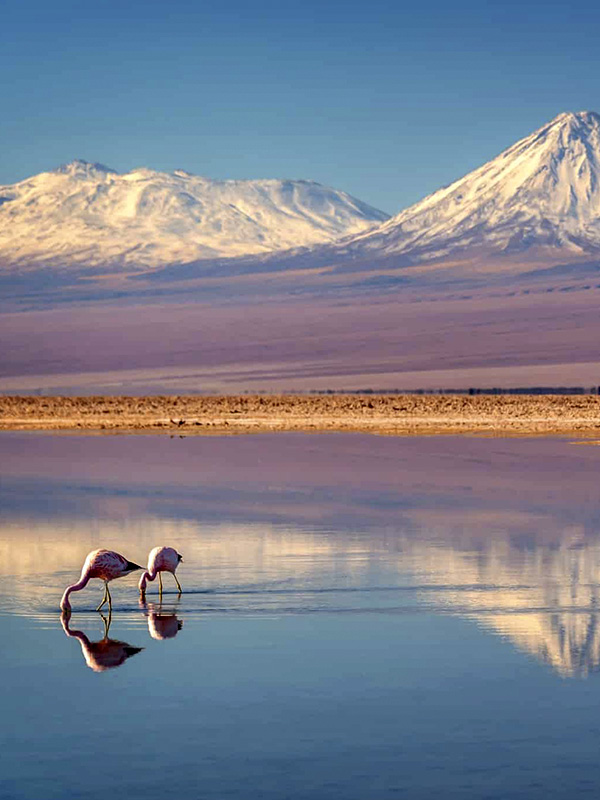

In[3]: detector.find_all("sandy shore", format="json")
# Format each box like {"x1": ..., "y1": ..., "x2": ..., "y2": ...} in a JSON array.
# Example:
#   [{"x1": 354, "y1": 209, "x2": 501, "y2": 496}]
[{"x1": 1, "y1": 394, "x2": 600, "y2": 437}]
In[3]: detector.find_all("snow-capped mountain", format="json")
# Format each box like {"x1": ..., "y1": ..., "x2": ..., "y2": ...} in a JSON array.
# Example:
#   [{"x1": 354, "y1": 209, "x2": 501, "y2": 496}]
[
  {"x1": 320, "y1": 110, "x2": 600, "y2": 266},
  {"x1": 0, "y1": 161, "x2": 388, "y2": 270}
]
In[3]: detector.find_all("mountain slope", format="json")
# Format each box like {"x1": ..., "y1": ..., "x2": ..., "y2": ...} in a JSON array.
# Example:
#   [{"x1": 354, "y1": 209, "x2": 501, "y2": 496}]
[
  {"x1": 0, "y1": 160, "x2": 388, "y2": 271},
  {"x1": 330, "y1": 111, "x2": 600, "y2": 265},
  {"x1": 257, "y1": 109, "x2": 598, "y2": 282}
]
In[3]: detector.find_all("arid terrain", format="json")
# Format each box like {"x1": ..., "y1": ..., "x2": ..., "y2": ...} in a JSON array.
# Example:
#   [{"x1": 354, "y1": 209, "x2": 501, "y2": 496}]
[
  {"x1": 2, "y1": 394, "x2": 600, "y2": 436},
  {"x1": 3, "y1": 283, "x2": 600, "y2": 396}
]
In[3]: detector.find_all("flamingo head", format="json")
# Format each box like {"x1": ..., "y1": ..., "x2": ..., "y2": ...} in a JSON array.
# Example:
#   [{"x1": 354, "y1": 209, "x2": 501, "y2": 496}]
[{"x1": 139, "y1": 570, "x2": 149, "y2": 596}]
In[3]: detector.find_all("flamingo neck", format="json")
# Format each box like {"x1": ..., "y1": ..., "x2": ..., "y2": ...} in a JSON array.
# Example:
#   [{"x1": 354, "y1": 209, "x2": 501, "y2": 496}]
[
  {"x1": 139, "y1": 568, "x2": 157, "y2": 593},
  {"x1": 61, "y1": 613, "x2": 90, "y2": 646},
  {"x1": 60, "y1": 572, "x2": 91, "y2": 611}
]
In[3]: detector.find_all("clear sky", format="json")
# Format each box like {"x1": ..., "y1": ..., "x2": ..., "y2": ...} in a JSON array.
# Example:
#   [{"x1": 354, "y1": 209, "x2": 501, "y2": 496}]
[{"x1": 2, "y1": 0, "x2": 599, "y2": 214}]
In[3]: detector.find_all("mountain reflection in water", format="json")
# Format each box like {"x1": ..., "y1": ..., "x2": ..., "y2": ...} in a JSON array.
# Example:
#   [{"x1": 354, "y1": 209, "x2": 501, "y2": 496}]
[
  {"x1": 7, "y1": 520, "x2": 600, "y2": 678},
  {"x1": 399, "y1": 533, "x2": 600, "y2": 678},
  {"x1": 2, "y1": 433, "x2": 600, "y2": 679}
]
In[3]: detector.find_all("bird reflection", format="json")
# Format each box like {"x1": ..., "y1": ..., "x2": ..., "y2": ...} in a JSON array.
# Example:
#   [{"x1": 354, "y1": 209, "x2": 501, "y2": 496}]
[
  {"x1": 60, "y1": 611, "x2": 144, "y2": 672},
  {"x1": 139, "y1": 598, "x2": 184, "y2": 640}
]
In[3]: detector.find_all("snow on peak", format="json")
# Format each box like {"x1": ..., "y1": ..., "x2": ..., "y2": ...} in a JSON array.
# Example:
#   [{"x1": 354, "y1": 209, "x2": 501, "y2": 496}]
[
  {"x1": 341, "y1": 109, "x2": 600, "y2": 262},
  {"x1": 550, "y1": 110, "x2": 600, "y2": 127},
  {"x1": 53, "y1": 159, "x2": 117, "y2": 177},
  {"x1": 0, "y1": 163, "x2": 389, "y2": 270}
]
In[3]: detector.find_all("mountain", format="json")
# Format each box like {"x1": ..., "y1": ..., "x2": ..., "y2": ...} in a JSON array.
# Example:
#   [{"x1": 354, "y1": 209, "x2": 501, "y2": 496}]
[
  {"x1": 0, "y1": 160, "x2": 388, "y2": 271},
  {"x1": 3, "y1": 112, "x2": 600, "y2": 302},
  {"x1": 320, "y1": 110, "x2": 600, "y2": 267}
]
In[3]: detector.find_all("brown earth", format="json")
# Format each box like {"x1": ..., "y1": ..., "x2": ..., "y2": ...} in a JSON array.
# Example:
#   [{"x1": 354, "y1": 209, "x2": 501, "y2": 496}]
[{"x1": 1, "y1": 394, "x2": 600, "y2": 436}]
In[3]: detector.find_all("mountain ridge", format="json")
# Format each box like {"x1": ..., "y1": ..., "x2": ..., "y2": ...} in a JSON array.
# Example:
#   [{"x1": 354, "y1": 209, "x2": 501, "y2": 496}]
[
  {"x1": 0, "y1": 161, "x2": 389, "y2": 271},
  {"x1": 169, "y1": 109, "x2": 600, "y2": 291},
  {"x1": 2, "y1": 111, "x2": 600, "y2": 292}
]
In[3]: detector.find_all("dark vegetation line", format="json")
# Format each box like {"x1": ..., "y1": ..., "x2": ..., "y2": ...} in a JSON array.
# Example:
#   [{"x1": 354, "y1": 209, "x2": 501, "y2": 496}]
[
  {"x1": 311, "y1": 387, "x2": 600, "y2": 396},
  {"x1": 2, "y1": 387, "x2": 600, "y2": 398}
]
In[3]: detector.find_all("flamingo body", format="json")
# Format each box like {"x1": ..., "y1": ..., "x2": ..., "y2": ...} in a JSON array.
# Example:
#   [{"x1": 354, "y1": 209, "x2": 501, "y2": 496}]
[
  {"x1": 139, "y1": 546, "x2": 183, "y2": 596},
  {"x1": 60, "y1": 549, "x2": 143, "y2": 612}
]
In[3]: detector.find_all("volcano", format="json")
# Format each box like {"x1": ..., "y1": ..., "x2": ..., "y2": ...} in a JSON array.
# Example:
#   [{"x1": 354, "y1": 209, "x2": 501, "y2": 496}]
[{"x1": 324, "y1": 110, "x2": 600, "y2": 268}]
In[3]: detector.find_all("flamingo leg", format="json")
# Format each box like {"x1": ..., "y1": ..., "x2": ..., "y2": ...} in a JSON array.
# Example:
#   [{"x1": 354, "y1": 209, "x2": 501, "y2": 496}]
[
  {"x1": 174, "y1": 574, "x2": 182, "y2": 594},
  {"x1": 158, "y1": 572, "x2": 163, "y2": 596},
  {"x1": 100, "y1": 610, "x2": 112, "y2": 638},
  {"x1": 97, "y1": 582, "x2": 109, "y2": 611},
  {"x1": 106, "y1": 583, "x2": 112, "y2": 612}
]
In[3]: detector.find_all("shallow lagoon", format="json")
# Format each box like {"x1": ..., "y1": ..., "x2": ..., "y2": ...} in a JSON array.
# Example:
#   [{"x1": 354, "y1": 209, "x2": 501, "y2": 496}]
[{"x1": 2, "y1": 432, "x2": 600, "y2": 800}]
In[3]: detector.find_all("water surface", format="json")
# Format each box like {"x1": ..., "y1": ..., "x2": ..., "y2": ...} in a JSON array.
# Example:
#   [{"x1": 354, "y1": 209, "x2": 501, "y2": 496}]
[{"x1": 2, "y1": 433, "x2": 600, "y2": 799}]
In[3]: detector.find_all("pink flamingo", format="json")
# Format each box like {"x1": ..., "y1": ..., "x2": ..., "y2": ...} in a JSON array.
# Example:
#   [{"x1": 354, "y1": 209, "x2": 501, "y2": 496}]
[
  {"x1": 60, "y1": 549, "x2": 143, "y2": 612},
  {"x1": 139, "y1": 546, "x2": 183, "y2": 598}
]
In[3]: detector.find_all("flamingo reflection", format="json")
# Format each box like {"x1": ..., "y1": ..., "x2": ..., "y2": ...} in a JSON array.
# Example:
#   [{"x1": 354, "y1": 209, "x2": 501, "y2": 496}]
[
  {"x1": 139, "y1": 598, "x2": 184, "y2": 640},
  {"x1": 60, "y1": 611, "x2": 144, "y2": 672}
]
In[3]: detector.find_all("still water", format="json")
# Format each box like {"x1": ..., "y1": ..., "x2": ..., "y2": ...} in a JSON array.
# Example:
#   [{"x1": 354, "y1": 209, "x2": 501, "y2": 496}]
[{"x1": 2, "y1": 432, "x2": 600, "y2": 799}]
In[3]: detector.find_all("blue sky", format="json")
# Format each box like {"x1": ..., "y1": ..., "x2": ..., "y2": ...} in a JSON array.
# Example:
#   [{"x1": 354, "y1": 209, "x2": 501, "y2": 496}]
[{"x1": 2, "y1": 0, "x2": 599, "y2": 213}]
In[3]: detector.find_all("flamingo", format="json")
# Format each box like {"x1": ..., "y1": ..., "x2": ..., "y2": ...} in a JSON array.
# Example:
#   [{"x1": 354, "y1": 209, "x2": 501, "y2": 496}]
[
  {"x1": 60, "y1": 549, "x2": 143, "y2": 613},
  {"x1": 139, "y1": 546, "x2": 183, "y2": 598}
]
